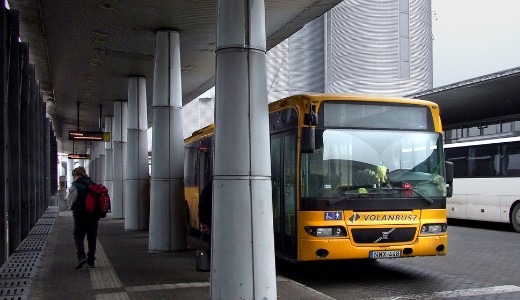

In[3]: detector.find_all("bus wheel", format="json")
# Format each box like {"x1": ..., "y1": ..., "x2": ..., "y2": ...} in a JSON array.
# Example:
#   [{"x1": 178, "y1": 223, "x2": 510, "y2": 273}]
[{"x1": 512, "y1": 202, "x2": 520, "y2": 233}]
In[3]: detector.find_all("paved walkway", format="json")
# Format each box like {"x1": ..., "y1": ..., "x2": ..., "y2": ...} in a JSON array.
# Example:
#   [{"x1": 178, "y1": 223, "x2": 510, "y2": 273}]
[{"x1": 1, "y1": 207, "x2": 334, "y2": 299}]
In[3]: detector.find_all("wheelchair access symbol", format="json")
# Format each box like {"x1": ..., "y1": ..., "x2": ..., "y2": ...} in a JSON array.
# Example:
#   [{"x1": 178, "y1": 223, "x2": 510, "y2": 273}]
[{"x1": 324, "y1": 211, "x2": 342, "y2": 221}]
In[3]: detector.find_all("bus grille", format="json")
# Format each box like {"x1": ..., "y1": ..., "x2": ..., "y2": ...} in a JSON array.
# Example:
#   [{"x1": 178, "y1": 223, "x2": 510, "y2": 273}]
[{"x1": 350, "y1": 227, "x2": 417, "y2": 244}]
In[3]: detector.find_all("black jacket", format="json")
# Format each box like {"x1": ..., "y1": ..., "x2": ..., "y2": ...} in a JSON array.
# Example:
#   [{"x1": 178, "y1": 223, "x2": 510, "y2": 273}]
[
  {"x1": 198, "y1": 181, "x2": 212, "y2": 227},
  {"x1": 71, "y1": 176, "x2": 94, "y2": 217}
]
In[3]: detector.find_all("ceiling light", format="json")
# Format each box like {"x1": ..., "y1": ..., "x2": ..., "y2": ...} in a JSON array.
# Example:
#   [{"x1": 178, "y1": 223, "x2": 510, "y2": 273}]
[
  {"x1": 92, "y1": 30, "x2": 108, "y2": 37},
  {"x1": 98, "y1": 3, "x2": 115, "y2": 10},
  {"x1": 89, "y1": 57, "x2": 100, "y2": 66}
]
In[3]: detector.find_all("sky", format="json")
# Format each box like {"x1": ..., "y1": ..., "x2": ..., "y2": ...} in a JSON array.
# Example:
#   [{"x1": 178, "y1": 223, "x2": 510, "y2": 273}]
[{"x1": 432, "y1": 0, "x2": 520, "y2": 87}]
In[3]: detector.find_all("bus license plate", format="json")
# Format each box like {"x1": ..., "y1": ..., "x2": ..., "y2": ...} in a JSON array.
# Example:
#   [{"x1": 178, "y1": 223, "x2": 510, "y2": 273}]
[{"x1": 369, "y1": 250, "x2": 401, "y2": 259}]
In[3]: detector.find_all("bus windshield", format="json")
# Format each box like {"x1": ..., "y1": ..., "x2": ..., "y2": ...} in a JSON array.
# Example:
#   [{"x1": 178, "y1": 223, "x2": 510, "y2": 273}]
[{"x1": 301, "y1": 129, "x2": 445, "y2": 209}]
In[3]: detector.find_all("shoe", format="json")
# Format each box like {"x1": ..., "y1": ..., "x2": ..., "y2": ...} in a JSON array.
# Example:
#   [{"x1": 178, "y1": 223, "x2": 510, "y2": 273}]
[
  {"x1": 75, "y1": 258, "x2": 87, "y2": 270},
  {"x1": 87, "y1": 261, "x2": 95, "y2": 268}
]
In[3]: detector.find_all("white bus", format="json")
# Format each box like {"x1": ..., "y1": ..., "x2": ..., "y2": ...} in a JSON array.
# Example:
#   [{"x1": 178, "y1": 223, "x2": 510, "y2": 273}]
[{"x1": 444, "y1": 134, "x2": 520, "y2": 232}]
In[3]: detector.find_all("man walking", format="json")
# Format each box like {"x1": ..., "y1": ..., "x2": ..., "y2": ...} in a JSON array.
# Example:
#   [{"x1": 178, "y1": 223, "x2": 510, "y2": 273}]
[{"x1": 67, "y1": 166, "x2": 99, "y2": 269}]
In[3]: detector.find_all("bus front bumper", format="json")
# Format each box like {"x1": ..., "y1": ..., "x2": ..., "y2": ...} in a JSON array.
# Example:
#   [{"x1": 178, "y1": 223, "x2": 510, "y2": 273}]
[{"x1": 299, "y1": 234, "x2": 447, "y2": 261}]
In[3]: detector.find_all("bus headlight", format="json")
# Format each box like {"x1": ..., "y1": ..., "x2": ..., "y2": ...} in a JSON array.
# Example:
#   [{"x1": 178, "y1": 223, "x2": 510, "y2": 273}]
[
  {"x1": 305, "y1": 226, "x2": 347, "y2": 237},
  {"x1": 420, "y1": 223, "x2": 447, "y2": 234}
]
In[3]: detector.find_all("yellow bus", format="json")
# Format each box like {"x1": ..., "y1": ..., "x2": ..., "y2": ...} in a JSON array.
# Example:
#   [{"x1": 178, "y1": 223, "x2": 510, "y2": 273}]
[{"x1": 184, "y1": 94, "x2": 453, "y2": 262}]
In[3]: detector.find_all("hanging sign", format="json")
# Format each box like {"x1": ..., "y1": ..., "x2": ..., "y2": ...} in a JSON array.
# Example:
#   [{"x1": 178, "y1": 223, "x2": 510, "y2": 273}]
[
  {"x1": 68, "y1": 154, "x2": 90, "y2": 159},
  {"x1": 69, "y1": 131, "x2": 109, "y2": 142}
]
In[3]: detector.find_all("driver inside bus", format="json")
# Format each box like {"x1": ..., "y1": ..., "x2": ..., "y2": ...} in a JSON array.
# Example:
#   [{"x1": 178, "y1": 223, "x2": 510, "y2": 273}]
[{"x1": 198, "y1": 180, "x2": 212, "y2": 233}]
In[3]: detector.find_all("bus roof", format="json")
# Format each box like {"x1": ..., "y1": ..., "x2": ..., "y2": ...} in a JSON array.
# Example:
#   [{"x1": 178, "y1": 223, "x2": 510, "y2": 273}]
[
  {"x1": 444, "y1": 134, "x2": 520, "y2": 148},
  {"x1": 268, "y1": 93, "x2": 439, "y2": 111},
  {"x1": 185, "y1": 93, "x2": 441, "y2": 142},
  {"x1": 184, "y1": 124, "x2": 214, "y2": 144}
]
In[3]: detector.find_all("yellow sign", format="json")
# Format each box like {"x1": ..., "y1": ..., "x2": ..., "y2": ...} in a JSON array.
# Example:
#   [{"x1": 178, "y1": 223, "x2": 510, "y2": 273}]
[{"x1": 103, "y1": 132, "x2": 111, "y2": 142}]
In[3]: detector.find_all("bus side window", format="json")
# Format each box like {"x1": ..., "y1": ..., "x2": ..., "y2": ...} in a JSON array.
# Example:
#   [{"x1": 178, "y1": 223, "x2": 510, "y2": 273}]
[
  {"x1": 502, "y1": 143, "x2": 520, "y2": 176},
  {"x1": 445, "y1": 147, "x2": 468, "y2": 178},
  {"x1": 471, "y1": 144, "x2": 500, "y2": 177}
]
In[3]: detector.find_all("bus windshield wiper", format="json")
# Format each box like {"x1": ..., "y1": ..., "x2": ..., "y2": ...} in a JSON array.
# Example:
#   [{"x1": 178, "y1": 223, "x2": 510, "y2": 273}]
[
  {"x1": 334, "y1": 189, "x2": 397, "y2": 200},
  {"x1": 387, "y1": 187, "x2": 434, "y2": 204}
]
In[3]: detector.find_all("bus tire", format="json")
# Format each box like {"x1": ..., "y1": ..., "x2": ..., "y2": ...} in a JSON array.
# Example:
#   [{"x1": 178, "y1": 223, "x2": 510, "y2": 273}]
[{"x1": 512, "y1": 202, "x2": 520, "y2": 233}]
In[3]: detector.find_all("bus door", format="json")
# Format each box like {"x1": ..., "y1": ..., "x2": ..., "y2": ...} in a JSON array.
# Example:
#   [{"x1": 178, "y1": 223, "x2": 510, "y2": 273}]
[
  {"x1": 196, "y1": 138, "x2": 213, "y2": 228},
  {"x1": 198, "y1": 137, "x2": 213, "y2": 189},
  {"x1": 271, "y1": 131, "x2": 297, "y2": 259}
]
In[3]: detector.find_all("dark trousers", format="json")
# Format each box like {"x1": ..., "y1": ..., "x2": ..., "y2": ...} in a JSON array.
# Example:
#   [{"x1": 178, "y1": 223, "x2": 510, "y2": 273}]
[{"x1": 73, "y1": 215, "x2": 99, "y2": 262}]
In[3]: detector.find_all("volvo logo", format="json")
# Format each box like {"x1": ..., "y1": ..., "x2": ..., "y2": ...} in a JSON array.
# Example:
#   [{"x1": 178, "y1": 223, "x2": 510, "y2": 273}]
[
  {"x1": 349, "y1": 212, "x2": 361, "y2": 223},
  {"x1": 374, "y1": 228, "x2": 396, "y2": 243}
]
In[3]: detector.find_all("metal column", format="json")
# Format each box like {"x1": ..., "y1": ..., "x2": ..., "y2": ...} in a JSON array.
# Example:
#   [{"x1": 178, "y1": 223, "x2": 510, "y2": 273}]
[
  {"x1": 50, "y1": 126, "x2": 58, "y2": 196},
  {"x1": 125, "y1": 76, "x2": 149, "y2": 230},
  {"x1": 19, "y1": 42, "x2": 30, "y2": 240},
  {"x1": 29, "y1": 70, "x2": 38, "y2": 227},
  {"x1": 149, "y1": 30, "x2": 186, "y2": 251},
  {"x1": 112, "y1": 100, "x2": 127, "y2": 219},
  {"x1": 212, "y1": 0, "x2": 277, "y2": 298},
  {"x1": 1, "y1": 5, "x2": 8, "y2": 264},
  {"x1": 7, "y1": 10, "x2": 22, "y2": 254}
]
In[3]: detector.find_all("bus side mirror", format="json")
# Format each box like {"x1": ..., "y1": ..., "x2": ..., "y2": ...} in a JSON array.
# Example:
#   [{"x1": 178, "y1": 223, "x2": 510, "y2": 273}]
[
  {"x1": 303, "y1": 104, "x2": 318, "y2": 126},
  {"x1": 301, "y1": 127, "x2": 315, "y2": 153},
  {"x1": 445, "y1": 161, "x2": 454, "y2": 198}
]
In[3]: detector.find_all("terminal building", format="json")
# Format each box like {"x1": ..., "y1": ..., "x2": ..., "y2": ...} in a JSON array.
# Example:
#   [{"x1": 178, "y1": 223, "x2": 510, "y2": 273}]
[{"x1": 184, "y1": 0, "x2": 433, "y2": 137}]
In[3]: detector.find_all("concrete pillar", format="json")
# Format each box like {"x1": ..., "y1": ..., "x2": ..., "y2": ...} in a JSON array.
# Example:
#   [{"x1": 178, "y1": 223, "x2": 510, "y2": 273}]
[
  {"x1": 211, "y1": 0, "x2": 277, "y2": 298},
  {"x1": 104, "y1": 116, "x2": 114, "y2": 198},
  {"x1": 98, "y1": 144, "x2": 103, "y2": 182},
  {"x1": 85, "y1": 146, "x2": 91, "y2": 175},
  {"x1": 149, "y1": 30, "x2": 186, "y2": 251},
  {"x1": 91, "y1": 147, "x2": 97, "y2": 182},
  {"x1": 97, "y1": 142, "x2": 106, "y2": 184},
  {"x1": 112, "y1": 100, "x2": 128, "y2": 219},
  {"x1": 125, "y1": 77, "x2": 149, "y2": 230},
  {"x1": 67, "y1": 158, "x2": 74, "y2": 190},
  {"x1": 97, "y1": 144, "x2": 102, "y2": 182}
]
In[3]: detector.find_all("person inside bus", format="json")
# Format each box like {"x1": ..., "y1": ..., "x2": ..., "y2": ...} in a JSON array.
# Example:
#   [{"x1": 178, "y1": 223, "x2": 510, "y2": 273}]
[{"x1": 198, "y1": 180, "x2": 212, "y2": 233}]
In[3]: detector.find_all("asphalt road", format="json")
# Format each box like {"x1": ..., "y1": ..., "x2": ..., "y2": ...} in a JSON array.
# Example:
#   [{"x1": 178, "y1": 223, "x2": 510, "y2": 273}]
[{"x1": 277, "y1": 220, "x2": 520, "y2": 300}]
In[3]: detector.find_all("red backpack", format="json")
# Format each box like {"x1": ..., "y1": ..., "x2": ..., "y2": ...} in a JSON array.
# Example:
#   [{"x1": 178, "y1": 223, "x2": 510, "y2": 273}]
[{"x1": 85, "y1": 184, "x2": 111, "y2": 218}]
